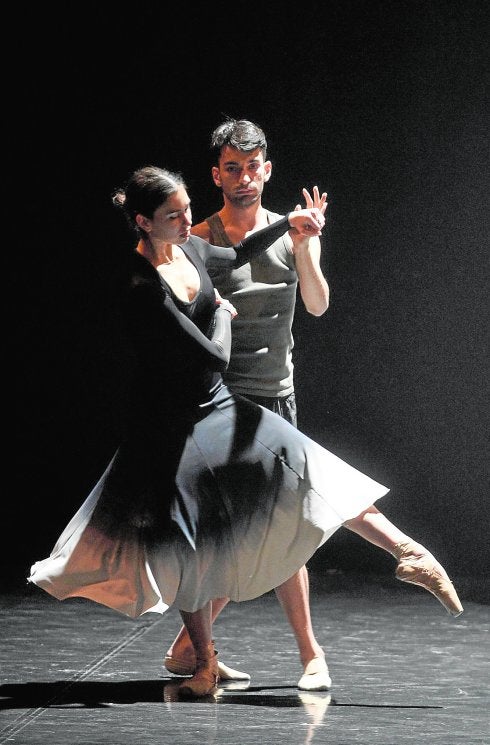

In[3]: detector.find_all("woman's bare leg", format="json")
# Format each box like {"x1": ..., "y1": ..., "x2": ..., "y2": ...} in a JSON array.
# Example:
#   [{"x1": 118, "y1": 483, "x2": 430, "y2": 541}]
[
  {"x1": 179, "y1": 602, "x2": 213, "y2": 660},
  {"x1": 165, "y1": 598, "x2": 250, "y2": 680},
  {"x1": 344, "y1": 505, "x2": 463, "y2": 616},
  {"x1": 178, "y1": 602, "x2": 219, "y2": 698},
  {"x1": 168, "y1": 597, "x2": 229, "y2": 659},
  {"x1": 343, "y1": 505, "x2": 408, "y2": 552}
]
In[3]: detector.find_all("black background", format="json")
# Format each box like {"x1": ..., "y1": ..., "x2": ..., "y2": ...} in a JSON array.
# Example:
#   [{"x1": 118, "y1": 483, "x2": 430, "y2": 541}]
[{"x1": 10, "y1": 1, "x2": 489, "y2": 590}]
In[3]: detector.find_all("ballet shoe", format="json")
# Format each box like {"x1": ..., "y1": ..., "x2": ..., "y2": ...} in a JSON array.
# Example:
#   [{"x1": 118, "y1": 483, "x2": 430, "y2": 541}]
[
  {"x1": 393, "y1": 540, "x2": 464, "y2": 617},
  {"x1": 164, "y1": 645, "x2": 250, "y2": 681},
  {"x1": 297, "y1": 655, "x2": 332, "y2": 691},
  {"x1": 178, "y1": 641, "x2": 219, "y2": 698}
]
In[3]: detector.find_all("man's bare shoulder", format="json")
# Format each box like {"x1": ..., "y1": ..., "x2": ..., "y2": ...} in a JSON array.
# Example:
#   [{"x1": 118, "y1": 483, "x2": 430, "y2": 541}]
[{"x1": 191, "y1": 220, "x2": 211, "y2": 240}]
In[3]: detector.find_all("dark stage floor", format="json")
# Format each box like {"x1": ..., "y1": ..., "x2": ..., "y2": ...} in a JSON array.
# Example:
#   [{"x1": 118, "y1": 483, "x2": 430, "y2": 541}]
[{"x1": 1, "y1": 572, "x2": 488, "y2": 745}]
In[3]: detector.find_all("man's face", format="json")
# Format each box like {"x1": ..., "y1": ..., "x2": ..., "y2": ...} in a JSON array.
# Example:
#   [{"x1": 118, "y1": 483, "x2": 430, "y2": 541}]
[{"x1": 212, "y1": 146, "x2": 272, "y2": 208}]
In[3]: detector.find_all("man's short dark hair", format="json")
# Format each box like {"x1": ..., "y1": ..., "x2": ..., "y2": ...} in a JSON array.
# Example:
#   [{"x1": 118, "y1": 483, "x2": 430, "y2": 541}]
[{"x1": 210, "y1": 118, "x2": 267, "y2": 164}]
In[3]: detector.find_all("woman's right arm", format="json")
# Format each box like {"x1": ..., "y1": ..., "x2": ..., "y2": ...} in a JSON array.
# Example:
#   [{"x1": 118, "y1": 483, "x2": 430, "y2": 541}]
[{"x1": 128, "y1": 279, "x2": 234, "y2": 372}]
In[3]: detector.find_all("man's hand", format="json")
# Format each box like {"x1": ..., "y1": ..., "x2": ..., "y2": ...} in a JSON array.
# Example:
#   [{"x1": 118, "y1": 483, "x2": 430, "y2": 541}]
[
  {"x1": 295, "y1": 186, "x2": 328, "y2": 217},
  {"x1": 288, "y1": 186, "x2": 327, "y2": 236}
]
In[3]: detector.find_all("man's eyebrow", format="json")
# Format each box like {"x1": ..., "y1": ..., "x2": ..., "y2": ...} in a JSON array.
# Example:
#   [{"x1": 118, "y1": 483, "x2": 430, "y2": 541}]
[{"x1": 222, "y1": 157, "x2": 260, "y2": 166}]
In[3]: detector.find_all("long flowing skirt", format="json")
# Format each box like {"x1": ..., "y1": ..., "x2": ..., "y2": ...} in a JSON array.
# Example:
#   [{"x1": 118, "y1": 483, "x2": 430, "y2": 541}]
[{"x1": 28, "y1": 385, "x2": 389, "y2": 616}]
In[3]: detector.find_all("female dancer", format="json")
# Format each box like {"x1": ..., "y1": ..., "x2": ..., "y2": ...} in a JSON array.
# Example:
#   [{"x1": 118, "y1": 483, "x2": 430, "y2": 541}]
[{"x1": 29, "y1": 166, "x2": 463, "y2": 699}]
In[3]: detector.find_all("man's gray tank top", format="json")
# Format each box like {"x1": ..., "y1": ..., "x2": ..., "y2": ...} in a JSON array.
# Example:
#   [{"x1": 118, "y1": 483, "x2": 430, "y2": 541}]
[{"x1": 205, "y1": 211, "x2": 297, "y2": 398}]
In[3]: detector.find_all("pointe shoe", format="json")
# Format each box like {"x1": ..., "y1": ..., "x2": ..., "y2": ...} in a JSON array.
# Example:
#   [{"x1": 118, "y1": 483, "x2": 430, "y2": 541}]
[
  {"x1": 297, "y1": 655, "x2": 332, "y2": 691},
  {"x1": 179, "y1": 641, "x2": 219, "y2": 698},
  {"x1": 164, "y1": 646, "x2": 250, "y2": 681},
  {"x1": 393, "y1": 540, "x2": 464, "y2": 617}
]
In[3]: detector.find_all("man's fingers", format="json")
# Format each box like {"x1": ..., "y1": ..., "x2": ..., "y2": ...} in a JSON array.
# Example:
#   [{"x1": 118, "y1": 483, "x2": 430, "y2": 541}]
[{"x1": 302, "y1": 187, "x2": 313, "y2": 208}]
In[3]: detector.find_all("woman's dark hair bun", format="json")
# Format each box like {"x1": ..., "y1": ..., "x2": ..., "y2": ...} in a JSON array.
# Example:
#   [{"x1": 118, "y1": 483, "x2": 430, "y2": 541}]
[{"x1": 112, "y1": 189, "x2": 126, "y2": 207}]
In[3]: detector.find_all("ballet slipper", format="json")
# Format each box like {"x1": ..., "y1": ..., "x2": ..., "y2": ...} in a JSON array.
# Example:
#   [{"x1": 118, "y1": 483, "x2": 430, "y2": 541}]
[
  {"x1": 393, "y1": 540, "x2": 464, "y2": 617},
  {"x1": 178, "y1": 641, "x2": 219, "y2": 698},
  {"x1": 297, "y1": 654, "x2": 332, "y2": 691},
  {"x1": 164, "y1": 644, "x2": 250, "y2": 681}
]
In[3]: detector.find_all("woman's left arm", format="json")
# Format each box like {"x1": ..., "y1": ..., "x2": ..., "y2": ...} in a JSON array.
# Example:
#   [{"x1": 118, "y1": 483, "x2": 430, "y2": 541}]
[{"x1": 197, "y1": 200, "x2": 325, "y2": 266}]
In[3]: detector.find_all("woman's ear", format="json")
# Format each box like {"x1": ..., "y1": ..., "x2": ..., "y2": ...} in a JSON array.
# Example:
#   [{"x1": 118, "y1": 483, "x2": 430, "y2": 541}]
[{"x1": 135, "y1": 213, "x2": 151, "y2": 233}]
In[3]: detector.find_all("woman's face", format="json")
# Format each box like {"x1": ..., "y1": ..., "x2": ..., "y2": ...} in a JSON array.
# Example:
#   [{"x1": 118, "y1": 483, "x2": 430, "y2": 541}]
[{"x1": 148, "y1": 185, "x2": 193, "y2": 244}]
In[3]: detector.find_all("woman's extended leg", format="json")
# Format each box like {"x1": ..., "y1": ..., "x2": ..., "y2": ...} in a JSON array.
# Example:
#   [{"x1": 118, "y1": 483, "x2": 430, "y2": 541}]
[
  {"x1": 343, "y1": 505, "x2": 464, "y2": 616},
  {"x1": 168, "y1": 504, "x2": 463, "y2": 696}
]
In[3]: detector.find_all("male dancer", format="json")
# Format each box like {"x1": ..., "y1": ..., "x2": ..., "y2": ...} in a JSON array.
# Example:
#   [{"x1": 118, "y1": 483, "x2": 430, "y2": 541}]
[{"x1": 164, "y1": 118, "x2": 331, "y2": 691}]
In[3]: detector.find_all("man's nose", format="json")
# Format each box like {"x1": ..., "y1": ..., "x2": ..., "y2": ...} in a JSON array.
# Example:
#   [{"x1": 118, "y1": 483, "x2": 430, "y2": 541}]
[{"x1": 239, "y1": 171, "x2": 251, "y2": 184}]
